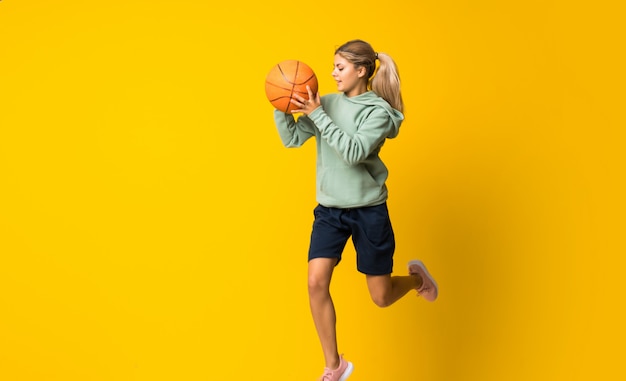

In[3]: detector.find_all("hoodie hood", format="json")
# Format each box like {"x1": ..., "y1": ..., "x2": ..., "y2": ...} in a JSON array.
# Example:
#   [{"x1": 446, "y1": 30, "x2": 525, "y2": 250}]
[{"x1": 343, "y1": 91, "x2": 404, "y2": 138}]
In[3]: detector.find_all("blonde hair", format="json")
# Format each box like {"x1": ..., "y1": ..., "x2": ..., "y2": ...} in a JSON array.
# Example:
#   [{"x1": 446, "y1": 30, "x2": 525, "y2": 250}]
[{"x1": 335, "y1": 39, "x2": 404, "y2": 113}]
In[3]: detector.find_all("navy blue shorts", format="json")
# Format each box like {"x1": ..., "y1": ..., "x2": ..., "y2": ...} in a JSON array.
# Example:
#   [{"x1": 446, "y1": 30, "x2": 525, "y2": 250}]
[{"x1": 308, "y1": 203, "x2": 395, "y2": 275}]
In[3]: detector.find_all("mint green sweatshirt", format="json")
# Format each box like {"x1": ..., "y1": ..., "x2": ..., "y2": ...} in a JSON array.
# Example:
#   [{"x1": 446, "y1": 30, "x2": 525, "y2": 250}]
[{"x1": 274, "y1": 91, "x2": 404, "y2": 208}]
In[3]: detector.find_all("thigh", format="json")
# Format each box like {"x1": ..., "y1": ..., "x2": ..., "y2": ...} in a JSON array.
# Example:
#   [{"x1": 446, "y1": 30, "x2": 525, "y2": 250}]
[
  {"x1": 351, "y1": 203, "x2": 395, "y2": 275},
  {"x1": 308, "y1": 204, "x2": 351, "y2": 264}
]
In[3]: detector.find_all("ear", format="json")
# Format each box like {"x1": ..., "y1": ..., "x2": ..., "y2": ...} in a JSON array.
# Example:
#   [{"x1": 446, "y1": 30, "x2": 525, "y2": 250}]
[{"x1": 356, "y1": 65, "x2": 367, "y2": 78}]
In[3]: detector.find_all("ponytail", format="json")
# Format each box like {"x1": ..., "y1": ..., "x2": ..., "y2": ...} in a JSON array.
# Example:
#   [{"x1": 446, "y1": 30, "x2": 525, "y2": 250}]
[{"x1": 372, "y1": 52, "x2": 404, "y2": 113}]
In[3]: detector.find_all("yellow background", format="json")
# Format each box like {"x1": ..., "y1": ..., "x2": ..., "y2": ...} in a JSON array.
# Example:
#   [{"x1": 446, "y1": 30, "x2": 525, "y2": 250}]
[{"x1": 1, "y1": 1, "x2": 624, "y2": 380}]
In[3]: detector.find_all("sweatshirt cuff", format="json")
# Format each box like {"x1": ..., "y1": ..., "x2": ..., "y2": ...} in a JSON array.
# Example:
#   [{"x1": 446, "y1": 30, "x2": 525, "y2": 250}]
[
  {"x1": 310, "y1": 106, "x2": 324, "y2": 118},
  {"x1": 308, "y1": 107, "x2": 325, "y2": 129}
]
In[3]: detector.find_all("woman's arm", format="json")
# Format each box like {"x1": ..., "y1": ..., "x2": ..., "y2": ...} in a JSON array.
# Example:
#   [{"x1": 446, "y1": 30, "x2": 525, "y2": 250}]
[
  {"x1": 308, "y1": 107, "x2": 393, "y2": 165},
  {"x1": 273, "y1": 110, "x2": 316, "y2": 148}
]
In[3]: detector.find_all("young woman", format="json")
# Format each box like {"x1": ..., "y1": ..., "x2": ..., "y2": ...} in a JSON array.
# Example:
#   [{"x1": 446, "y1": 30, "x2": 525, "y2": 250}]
[{"x1": 272, "y1": 39, "x2": 438, "y2": 381}]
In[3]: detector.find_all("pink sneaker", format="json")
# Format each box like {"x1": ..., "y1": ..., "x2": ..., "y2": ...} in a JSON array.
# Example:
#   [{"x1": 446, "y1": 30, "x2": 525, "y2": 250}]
[
  {"x1": 408, "y1": 260, "x2": 438, "y2": 302},
  {"x1": 318, "y1": 354, "x2": 353, "y2": 381}
]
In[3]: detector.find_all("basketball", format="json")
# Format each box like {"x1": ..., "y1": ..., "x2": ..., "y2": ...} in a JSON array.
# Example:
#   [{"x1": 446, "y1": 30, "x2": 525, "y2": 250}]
[{"x1": 265, "y1": 60, "x2": 318, "y2": 113}]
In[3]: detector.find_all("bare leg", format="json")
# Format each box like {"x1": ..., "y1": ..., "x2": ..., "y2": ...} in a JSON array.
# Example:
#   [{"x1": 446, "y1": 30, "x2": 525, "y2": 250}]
[
  {"x1": 366, "y1": 274, "x2": 422, "y2": 308},
  {"x1": 308, "y1": 257, "x2": 341, "y2": 369}
]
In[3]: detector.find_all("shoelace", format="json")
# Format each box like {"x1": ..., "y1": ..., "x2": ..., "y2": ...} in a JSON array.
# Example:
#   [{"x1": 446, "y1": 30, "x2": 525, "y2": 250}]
[{"x1": 320, "y1": 370, "x2": 334, "y2": 381}]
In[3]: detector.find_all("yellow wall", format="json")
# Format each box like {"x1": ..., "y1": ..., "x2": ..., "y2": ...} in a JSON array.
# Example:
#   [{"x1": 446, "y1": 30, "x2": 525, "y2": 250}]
[{"x1": 1, "y1": 1, "x2": 623, "y2": 380}]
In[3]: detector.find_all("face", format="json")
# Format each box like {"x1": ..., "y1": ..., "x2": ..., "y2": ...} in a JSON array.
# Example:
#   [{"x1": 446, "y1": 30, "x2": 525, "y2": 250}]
[{"x1": 332, "y1": 54, "x2": 368, "y2": 97}]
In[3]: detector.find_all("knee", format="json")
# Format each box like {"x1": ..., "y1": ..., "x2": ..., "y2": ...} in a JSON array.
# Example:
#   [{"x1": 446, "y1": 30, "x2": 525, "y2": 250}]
[
  {"x1": 308, "y1": 274, "x2": 330, "y2": 297},
  {"x1": 370, "y1": 293, "x2": 393, "y2": 308}
]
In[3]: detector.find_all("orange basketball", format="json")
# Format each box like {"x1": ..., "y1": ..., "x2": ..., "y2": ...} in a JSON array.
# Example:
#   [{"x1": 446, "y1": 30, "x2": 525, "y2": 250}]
[{"x1": 265, "y1": 60, "x2": 318, "y2": 113}]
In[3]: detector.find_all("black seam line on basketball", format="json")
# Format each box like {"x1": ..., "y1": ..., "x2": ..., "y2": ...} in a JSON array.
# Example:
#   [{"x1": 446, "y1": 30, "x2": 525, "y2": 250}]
[
  {"x1": 269, "y1": 96, "x2": 293, "y2": 102},
  {"x1": 277, "y1": 63, "x2": 292, "y2": 113},
  {"x1": 265, "y1": 81, "x2": 295, "y2": 92},
  {"x1": 289, "y1": 61, "x2": 299, "y2": 112},
  {"x1": 293, "y1": 74, "x2": 316, "y2": 86}
]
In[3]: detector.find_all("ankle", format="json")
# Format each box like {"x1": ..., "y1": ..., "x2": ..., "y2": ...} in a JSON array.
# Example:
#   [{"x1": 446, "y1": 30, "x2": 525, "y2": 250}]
[{"x1": 326, "y1": 355, "x2": 341, "y2": 370}]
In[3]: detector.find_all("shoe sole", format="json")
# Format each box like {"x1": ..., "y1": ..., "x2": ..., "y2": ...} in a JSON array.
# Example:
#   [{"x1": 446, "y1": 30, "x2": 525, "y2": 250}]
[
  {"x1": 339, "y1": 361, "x2": 354, "y2": 381},
  {"x1": 408, "y1": 260, "x2": 438, "y2": 300}
]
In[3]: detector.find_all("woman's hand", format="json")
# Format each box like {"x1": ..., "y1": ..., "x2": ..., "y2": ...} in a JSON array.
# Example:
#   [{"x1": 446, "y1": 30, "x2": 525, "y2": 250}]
[{"x1": 291, "y1": 85, "x2": 321, "y2": 115}]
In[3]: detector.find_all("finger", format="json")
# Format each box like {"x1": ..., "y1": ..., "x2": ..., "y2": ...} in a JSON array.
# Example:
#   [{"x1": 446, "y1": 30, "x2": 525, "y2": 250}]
[
  {"x1": 290, "y1": 98, "x2": 304, "y2": 108},
  {"x1": 290, "y1": 99, "x2": 304, "y2": 114},
  {"x1": 292, "y1": 93, "x2": 305, "y2": 103}
]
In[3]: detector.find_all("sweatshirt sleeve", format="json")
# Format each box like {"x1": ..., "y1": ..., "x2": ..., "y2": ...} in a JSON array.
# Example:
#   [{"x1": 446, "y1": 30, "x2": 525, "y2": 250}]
[
  {"x1": 308, "y1": 106, "x2": 393, "y2": 165},
  {"x1": 273, "y1": 110, "x2": 316, "y2": 148}
]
